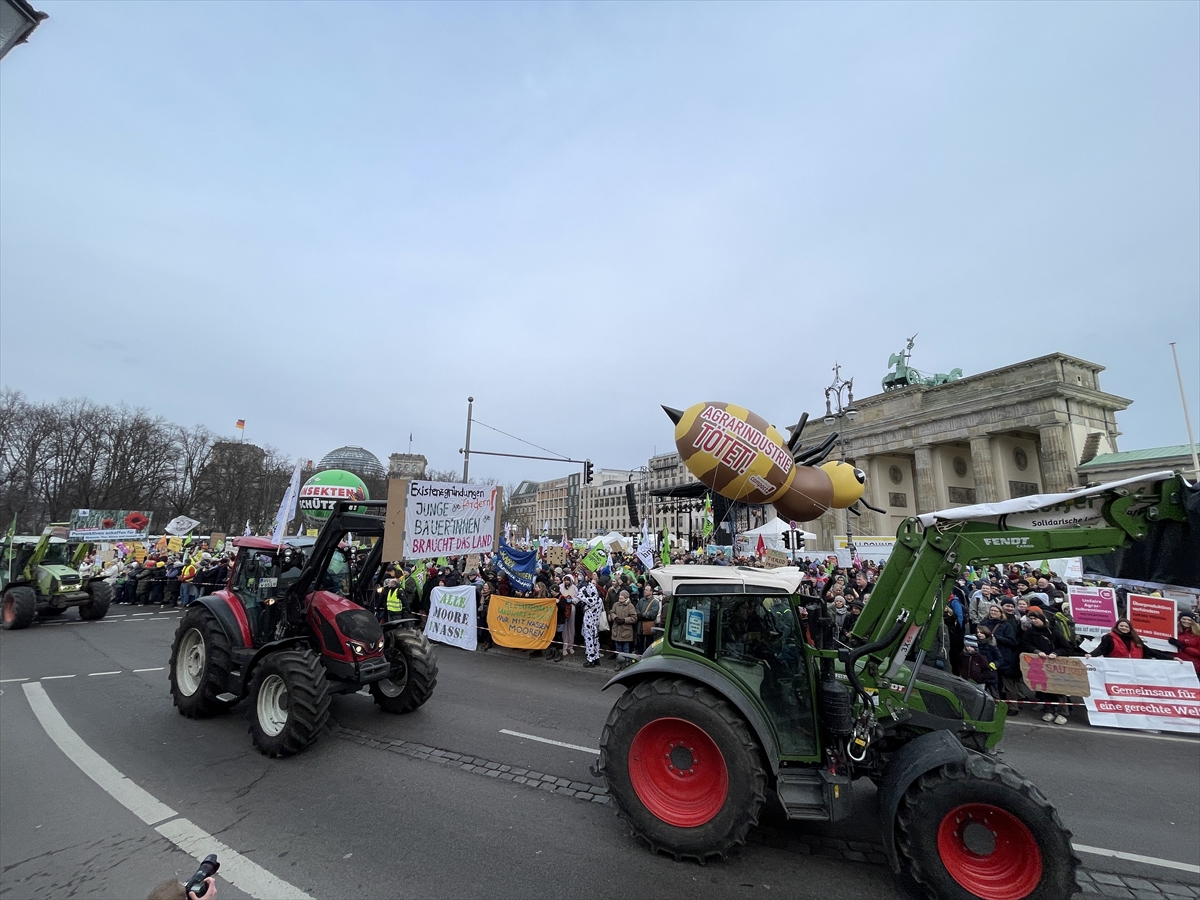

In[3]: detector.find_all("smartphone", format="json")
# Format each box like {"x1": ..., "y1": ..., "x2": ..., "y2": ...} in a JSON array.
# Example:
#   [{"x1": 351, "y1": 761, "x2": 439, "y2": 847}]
[{"x1": 184, "y1": 854, "x2": 220, "y2": 897}]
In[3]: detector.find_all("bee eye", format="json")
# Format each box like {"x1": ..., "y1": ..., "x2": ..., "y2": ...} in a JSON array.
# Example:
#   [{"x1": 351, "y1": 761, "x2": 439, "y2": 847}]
[{"x1": 854, "y1": 468, "x2": 866, "y2": 484}]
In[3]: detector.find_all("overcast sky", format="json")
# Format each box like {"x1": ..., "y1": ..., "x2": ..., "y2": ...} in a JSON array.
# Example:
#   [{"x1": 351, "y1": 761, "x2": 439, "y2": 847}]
[{"x1": 2, "y1": 1, "x2": 1197, "y2": 486}]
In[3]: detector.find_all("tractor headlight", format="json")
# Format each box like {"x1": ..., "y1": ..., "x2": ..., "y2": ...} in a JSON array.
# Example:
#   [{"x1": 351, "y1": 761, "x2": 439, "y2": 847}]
[
  {"x1": 375, "y1": 637, "x2": 385, "y2": 651},
  {"x1": 347, "y1": 640, "x2": 366, "y2": 656}
]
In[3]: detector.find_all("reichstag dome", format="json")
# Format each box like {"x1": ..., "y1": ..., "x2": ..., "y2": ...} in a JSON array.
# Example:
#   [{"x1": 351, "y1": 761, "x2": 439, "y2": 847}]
[{"x1": 316, "y1": 445, "x2": 387, "y2": 481}]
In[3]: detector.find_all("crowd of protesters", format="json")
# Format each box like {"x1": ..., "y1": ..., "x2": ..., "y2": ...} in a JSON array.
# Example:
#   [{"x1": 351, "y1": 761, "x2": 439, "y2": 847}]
[{"x1": 76, "y1": 539, "x2": 1200, "y2": 709}]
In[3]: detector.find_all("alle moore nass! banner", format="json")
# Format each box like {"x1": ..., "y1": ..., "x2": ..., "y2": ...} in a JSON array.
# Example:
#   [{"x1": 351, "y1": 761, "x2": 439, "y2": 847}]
[{"x1": 403, "y1": 480, "x2": 498, "y2": 561}]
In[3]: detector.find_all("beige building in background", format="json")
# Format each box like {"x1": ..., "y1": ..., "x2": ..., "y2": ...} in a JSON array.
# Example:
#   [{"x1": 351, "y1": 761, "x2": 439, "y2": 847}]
[{"x1": 798, "y1": 353, "x2": 1129, "y2": 549}]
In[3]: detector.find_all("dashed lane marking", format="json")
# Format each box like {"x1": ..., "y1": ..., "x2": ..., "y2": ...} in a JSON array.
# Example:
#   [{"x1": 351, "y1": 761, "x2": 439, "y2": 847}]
[
  {"x1": 41, "y1": 675, "x2": 76, "y2": 680},
  {"x1": 21, "y1": 682, "x2": 313, "y2": 899},
  {"x1": 133, "y1": 667, "x2": 164, "y2": 673},
  {"x1": 88, "y1": 671, "x2": 122, "y2": 677},
  {"x1": 499, "y1": 728, "x2": 600, "y2": 755},
  {"x1": 0, "y1": 678, "x2": 29, "y2": 683},
  {"x1": 1074, "y1": 844, "x2": 1200, "y2": 875},
  {"x1": 131, "y1": 612, "x2": 155, "y2": 617}
]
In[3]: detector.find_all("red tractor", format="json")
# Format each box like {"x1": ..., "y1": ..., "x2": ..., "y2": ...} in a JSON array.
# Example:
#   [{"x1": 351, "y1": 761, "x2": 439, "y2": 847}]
[{"x1": 168, "y1": 501, "x2": 436, "y2": 757}]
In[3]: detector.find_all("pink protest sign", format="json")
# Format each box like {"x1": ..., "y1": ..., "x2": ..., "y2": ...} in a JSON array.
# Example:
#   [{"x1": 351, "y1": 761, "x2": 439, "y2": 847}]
[{"x1": 1067, "y1": 587, "x2": 1118, "y2": 639}]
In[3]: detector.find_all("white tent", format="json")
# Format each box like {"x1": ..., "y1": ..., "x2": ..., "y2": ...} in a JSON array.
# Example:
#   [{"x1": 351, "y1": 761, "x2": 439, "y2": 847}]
[
  {"x1": 587, "y1": 531, "x2": 633, "y2": 553},
  {"x1": 741, "y1": 517, "x2": 817, "y2": 552}
]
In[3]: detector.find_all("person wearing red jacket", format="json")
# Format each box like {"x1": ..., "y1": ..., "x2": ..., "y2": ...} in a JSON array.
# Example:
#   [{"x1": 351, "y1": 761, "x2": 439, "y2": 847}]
[{"x1": 1169, "y1": 611, "x2": 1200, "y2": 674}]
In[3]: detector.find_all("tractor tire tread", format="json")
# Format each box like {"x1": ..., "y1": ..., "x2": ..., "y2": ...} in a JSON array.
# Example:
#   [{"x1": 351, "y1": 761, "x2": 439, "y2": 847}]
[
  {"x1": 895, "y1": 752, "x2": 1079, "y2": 900},
  {"x1": 371, "y1": 629, "x2": 438, "y2": 713},
  {"x1": 599, "y1": 678, "x2": 767, "y2": 863},
  {"x1": 78, "y1": 581, "x2": 113, "y2": 620},
  {"x1": 169, "y1": 605, "x2": 237, "y2": 718},
  {"x1": 249, "y1": 649, "x2": 331, "y2": 758},
  {"x1": 2, "y1": 586, "x2": 37, "y2": 630}
]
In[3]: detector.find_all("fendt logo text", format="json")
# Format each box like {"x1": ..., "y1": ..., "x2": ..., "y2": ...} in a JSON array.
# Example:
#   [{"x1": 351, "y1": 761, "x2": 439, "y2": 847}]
[{"x1": 983, "y1": 537, "x2": 1032, "y2": 547}]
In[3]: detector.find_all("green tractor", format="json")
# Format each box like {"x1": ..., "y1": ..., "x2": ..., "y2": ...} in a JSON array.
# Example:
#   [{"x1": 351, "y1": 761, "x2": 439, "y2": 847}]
[
  {"x1": 1, "y1": 524, "x2": 113, "y2": 629},
  {"x1": 598, "y1": 471, "x2": 1189, "y2": 900}
]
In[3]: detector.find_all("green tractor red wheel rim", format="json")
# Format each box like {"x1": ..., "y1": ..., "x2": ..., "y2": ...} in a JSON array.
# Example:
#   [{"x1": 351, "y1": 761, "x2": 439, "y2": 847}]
[
  {"x1": 628, "y1": 717, "x2": 728, "y2": 827},
  {"x1": 936, "y1": 802, "x2": 1042, "y2": 900}
]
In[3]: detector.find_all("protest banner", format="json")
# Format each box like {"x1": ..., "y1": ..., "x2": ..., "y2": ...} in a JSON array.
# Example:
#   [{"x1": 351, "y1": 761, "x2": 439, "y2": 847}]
[
  {"x1": 1128, "y1": 593, "x2": 1177, "y2": 653},
  {"x1": 1083, "y1": 657, "x2": 1200, "y2": 734},
  {"x1": 835, "y1": 535, "x2": 895, "y2": 562},
  {"x1": 465, "y1": 554, "x2": 481, "y2": 573},
  {"x1": 495, "y1": 540, "x2": 537, "y2": 593},
  {"x1": 1019, "y1": 654, "x2": 1091, "y2": 697},
  {"x1": 70, "y1": 509, "x2": 153, "y2": 542},
  {"x1": 424, "y1": 585, "x2": 477, "y2": 651},
  {"x1": 1067, "y1": 587, "x2": 1118, "y2": 640},
  {"x1": 487, "y1": 595, "x2": 556, "y2": 649},
  {"x1": 763, "y1": 549, "x2": 789, "y2": 569},
  {"x1": 582, "y1": 544, "x2": 607, "y2": 572},
  {"x1": 210, "y1": 532, "x2": 226, "y2": 552},
  {"x1": 130, "y1": 544, "x2": 148, "y2": 562},
  {"x1": 545, "y1": 546, "x2": 567, "y2": 568},
  {"x1": 167, "y1": 536, "x2": 183, "y2": 552},
  {"x1": 402, "y1": 481, "x2": 500, "y2": 561}
]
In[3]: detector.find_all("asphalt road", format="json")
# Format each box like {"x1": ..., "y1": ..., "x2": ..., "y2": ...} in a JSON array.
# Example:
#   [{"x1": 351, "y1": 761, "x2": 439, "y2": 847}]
[{"x1": 1, "y1": 606, "x2": 1197, "y2": 900}]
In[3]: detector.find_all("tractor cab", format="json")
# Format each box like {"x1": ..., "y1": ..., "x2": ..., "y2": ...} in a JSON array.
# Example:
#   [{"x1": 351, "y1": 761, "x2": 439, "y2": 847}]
[
  {"x1": 663, "y1": 579, "x2": 819, "y2": 760},
  {"x1": 226, "y1": 536, "x2": 316, "y2": 644}
]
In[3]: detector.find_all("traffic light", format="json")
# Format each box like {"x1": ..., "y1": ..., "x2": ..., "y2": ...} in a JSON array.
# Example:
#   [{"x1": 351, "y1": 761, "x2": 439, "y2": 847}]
[
  {"x1": 797, "y1": 532, "x2": 805, "y2": 551},
  {"x1": 781, "y1": 531, "x2": 793, "y2": 550},
  {"x1": 584, "y1": 460, "x2": 594, "y2": 484}
]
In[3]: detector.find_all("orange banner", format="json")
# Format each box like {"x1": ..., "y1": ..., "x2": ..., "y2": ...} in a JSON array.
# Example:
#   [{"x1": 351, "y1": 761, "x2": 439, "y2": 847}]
[{"x1": 487, "y1": 595, "x2": 556, "y2": 650}]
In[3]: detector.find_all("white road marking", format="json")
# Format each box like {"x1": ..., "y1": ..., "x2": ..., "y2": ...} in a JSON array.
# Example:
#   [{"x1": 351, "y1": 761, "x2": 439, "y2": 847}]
[
  {"x1": 21, "y1": 682, "x2": 313, "y2": 900},
  {"x1": 41, "y1": 675, "x2": 76, "y2": 680},
  {"x1": 1073, "y1": 844, "x2": 1200, "y2": 874},
  {"x1": 0, "y1": 677, "x2": 29, "y2": 683},
  {"x1": 88, "y1": 671, "x2": 122, "y2": 677},
  {"x1": 499, "y1": 728, "x2": 599, "y2": 755},
  {"x1": 133, "y1": 667, "x2": 164, "y2": 673},
  {"x1": 131, "y1": 612, "x2": 155, "y2": 617}
]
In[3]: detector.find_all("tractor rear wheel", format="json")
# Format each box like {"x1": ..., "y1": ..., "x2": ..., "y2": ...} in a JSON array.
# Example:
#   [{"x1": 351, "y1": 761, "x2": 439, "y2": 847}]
[
  {"x1": 170, "y1": 605, "x2": 238, "y2": 717},
  {"x1": 370, "y1": 628, "x2": 438, "y2": 713},
  {"x1": 599, "y1": 678, "x2": 767, "y2": 861},
  {"x1": 2, "y1": 586, "x2": 36, "y2": 630},
  {"x1": 895, "y1": 753, "x2": 1078, "y2": 900},
  {"x1": 248, "y1": 649, "x2": 331, "y2": 758},
  {"x1": 78, "y1": 581, "x2": 113, "y2": 620}
]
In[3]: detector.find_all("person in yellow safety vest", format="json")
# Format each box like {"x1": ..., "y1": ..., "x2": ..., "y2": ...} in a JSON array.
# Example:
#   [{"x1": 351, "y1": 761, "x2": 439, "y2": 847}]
[
  {"x1": 385, "y1": 577, "x2": 406, "y2": 623},
  {"x1": 178, "y1": 559, "x2": 199, "y2": 607}
]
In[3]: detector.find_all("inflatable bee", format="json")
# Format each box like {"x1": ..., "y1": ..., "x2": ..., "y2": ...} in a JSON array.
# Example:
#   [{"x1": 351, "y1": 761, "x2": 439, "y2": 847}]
[{"x1": 663, "y1": 401, "x2": 878, "y2": 523}]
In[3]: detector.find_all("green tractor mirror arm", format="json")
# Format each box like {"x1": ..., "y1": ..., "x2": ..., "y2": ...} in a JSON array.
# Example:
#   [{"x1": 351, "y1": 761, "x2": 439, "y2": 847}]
[{"x1": 849, "y1": 473, "x2": 1188, "y2": 679}]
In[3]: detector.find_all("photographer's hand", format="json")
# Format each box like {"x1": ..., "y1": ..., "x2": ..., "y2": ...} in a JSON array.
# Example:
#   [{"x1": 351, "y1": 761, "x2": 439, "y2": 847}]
[{"x1": 188, "y1": 877, "x2": 216, "y2": 900}]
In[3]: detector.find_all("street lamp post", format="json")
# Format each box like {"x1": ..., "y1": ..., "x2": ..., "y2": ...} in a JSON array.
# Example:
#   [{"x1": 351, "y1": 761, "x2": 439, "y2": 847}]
[{"x1": 823, "y1": 363, "x2": 859, "y2": 557}]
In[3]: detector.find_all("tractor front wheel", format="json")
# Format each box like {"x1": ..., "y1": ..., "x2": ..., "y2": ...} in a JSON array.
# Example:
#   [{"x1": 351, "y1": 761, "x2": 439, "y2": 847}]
[
  {"x1": 78, "y1": 581, "x2": 113, "y2": 620},
  {"x1": 170, "y1": 605, "x2": 238, "y2": 717},
  {"x1": 2, "y1": 586, "x2": 36, "y2": 630},
  {"x1": 248, "y1": 649, "x2": 331, "y2": 758},
  {"x1": 895, "y1": 753, "x2": 1078, "y2": 900},
  {"x1": 599, "y1": 678, "x2": 767, "y2": 861},
  {"x1": 370, "y1": 628, "x2": 438, "y2": 714}
]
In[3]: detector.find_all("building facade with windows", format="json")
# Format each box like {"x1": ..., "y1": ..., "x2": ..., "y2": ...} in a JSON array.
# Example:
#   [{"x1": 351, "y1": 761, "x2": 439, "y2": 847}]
[{"x1": 797, "y1": 353, "x2": 1129, "y2": 549}]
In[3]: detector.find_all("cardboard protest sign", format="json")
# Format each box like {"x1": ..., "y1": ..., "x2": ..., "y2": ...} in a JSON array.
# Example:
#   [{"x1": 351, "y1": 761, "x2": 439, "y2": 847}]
[
  {"x1": 487, "y1": 595, "x2": 556, "y2": 649},
  {"x1": 545, "y1": 546, "x2": 567, "y2": 568},
  {"x1": 1128, "y1": 593, "x2": 1177, "y2": 653},
  {"x1": 764, "y1": 549, "x2": 789, "y2": 569},
  {"x1": 424, "y1": 585, "x2": 477, "y2": 651},
  {"x1": 465, "y1": 554, "x2": 481, "y2": 573},
  {"x1": 1019, "y1": 654, "x2": 1091, "y2": 697},
  {"x1": 167, "y1": 536, "x2": 183, "y2": 552},
  {"x1": 1067, "y1": 587, "x2": 1118, "y2": 640},
  {"x1": 1084, "y1": 657, "x2": 1200, "y2": 734},
  {"x1": 403, "y1": 481, "x2": 499, "y2": 561}
]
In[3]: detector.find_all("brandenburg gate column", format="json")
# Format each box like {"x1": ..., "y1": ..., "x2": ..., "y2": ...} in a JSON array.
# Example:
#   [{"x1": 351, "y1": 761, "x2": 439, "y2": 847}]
[
  {"x1": 969, "y1": 435, "x2": 999, "y2": 503},
  {"x1": 913, "y1": 445, "x2": 938, "y2": 514},
  {"x1": 1039, "y1": 423, "x2": 1076, "y2": 493}
]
